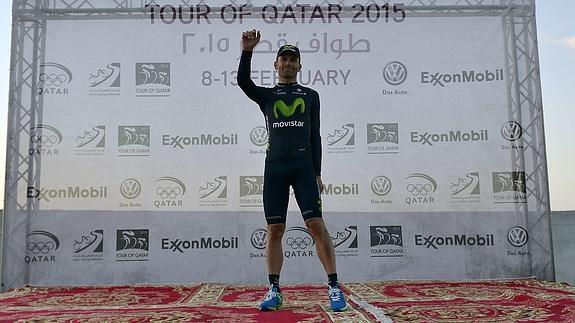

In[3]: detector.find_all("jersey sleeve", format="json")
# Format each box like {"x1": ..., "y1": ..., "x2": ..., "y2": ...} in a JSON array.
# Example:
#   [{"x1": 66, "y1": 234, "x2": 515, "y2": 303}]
[
  {"x1": 310, "y1": 90, "x2": 322, "y2": 176},
  {"x1": 237, "y1": 50, "x2": 266, "y2": 108}
]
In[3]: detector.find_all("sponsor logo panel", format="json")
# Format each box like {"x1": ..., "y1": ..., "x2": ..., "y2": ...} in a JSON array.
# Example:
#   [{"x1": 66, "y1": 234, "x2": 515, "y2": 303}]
[
  {"x1": 492, "y1": 171, "x2": 527, "y2": 204},
  {"x1": 135, "y1": 63, "x2": 170, "y2": 97},
  {"x1": 404, "y1": 173, "x2": 437, "y2": 205},
  {"x1": 323, "y1": 183, "x2": 359, "y2": 196},
  {"x1": 162, "y1": 133, "x2": 238, "y2": 149},
  {"x1": 410, "y1": 129, "x2": 488, "y2": 146},
  {"x1": 249, "y1": 126, "x2": 268, "y2": 155},
  {"x1": 38, "y1": 62, "x2": 72, "y2": 95},
  {"x1": 88, "y1": 63, "x2": 121, "y2": 96},
  {"x1": 283, "y1": 227, "x2": 315, "y2": 259},
  {"x1": 450, "y1": 172, "x2": 481, "y2": 203},
  {"x1": 367, "y1": 123, "x2": 399, "y2": 154},
  {"x1": 421, "y1": 68, "x2": 504, "y2": 87},
  {"x1": 27, "y1": 185, "x2": 108, "y2": 202},
  {"x1": 199, "y1": 176, "x2": 228, "y2": 207},
  {"x1": 72, "y1": 230, "x2": 104, "y2": 262},
  {"x1": 326, "y1": 124, "x2": 355, "y2": 154},
  {"x1": 382, "y1": 61, "x2": 409, "y2": 96},
  {"x1": 119, "y1": 178, "x2": 143, "y2": 208},
  {"x1": 506, "y1": 226, "x2": 530, "y2": 257},
  {"x1": 414, "y1": 232, "x2": 494, "y2": 249},
  {"x1": 75, "y1": 126, "x2": 106, "y2": 156},
  {"x1": 154, "y1": 176, "x2": 186, "y2": 209},
  {"x1": 331, "y1": 225, "x2": 359, "y2": 257},
  {"x1": 116, "y1": 229, "x2": 149, "y2": 262},
  {"x1": 29, "y1": 124, "x2": 62, "y2": 156},
  {"x1": 249, "y1": 229, "x2": 268, "y2": 259},
  {"x1": 370, "y1": 176, "x2": 393, "y2": 206},
  {"x1": 500, "y1": 121, "x2": 524, "y2": 150},
  {"x1": 239, "y1": 176, "x2": 264, "y2": 207},
  {"x1": 25, "y1": 230, "x2": 59, "y2": 264},
  {"x1": 370, "y1": 226, "x2": 404, "y2": 257},
  {"x1": 118, "y1": 126, "x2": 150, "y2": 157},
  {"x1": 161, "y1": 235, "x2": 238, "y2": 253}
]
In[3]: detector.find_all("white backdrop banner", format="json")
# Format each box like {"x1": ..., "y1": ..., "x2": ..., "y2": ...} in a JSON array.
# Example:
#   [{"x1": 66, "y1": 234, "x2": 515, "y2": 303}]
[{"x1": 2, "y1": 0, "x2": 550, "y2": 290}]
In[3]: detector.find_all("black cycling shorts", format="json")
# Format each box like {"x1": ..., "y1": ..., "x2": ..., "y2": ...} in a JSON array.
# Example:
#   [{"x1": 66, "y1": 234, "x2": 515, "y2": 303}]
[{"x1": 263, "y1": 156, "x2": 322, "y2": 224}]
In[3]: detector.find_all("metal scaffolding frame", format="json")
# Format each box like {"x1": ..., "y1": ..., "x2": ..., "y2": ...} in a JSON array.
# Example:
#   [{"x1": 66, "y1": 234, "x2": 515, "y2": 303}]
[{"x1": 2, "y1": 0, "x2": 552, "y2": 289}]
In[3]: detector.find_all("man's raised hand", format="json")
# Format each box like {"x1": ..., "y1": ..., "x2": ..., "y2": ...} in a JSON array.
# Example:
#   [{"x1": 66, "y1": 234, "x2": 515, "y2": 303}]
[{"x1": 242, "y1": 29, "x2": 261, "y2": 52}]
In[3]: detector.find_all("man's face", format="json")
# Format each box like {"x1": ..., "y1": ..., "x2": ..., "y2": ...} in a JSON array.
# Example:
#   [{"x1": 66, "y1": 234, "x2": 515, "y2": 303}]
[{"x1": 274, "y1": 54, "x2": 301, "y2": 79}]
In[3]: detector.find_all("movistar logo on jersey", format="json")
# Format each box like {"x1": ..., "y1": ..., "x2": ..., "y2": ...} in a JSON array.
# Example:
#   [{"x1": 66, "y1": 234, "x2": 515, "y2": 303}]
[{"x1": 273, "y1": 98, "x2": 305, "y2": 119}]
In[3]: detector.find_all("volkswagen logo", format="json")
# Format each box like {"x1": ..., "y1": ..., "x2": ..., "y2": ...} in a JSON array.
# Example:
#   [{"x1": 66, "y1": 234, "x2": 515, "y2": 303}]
[
  {"x1": 501, "y1": 121, "x2": 522, "y2": 141},
  {"x1": 371, "y1": 176, "x2": 392, "y2": 196},
  {"x1": 121, "y1": 178, "x2": 142, "y2": 199},
  {"x1": 383, "y1": 61, "x2": 407, "y2": 86},
  {"x1": 251, "y1": 229, "x2": 267, "y2": 249},
  {"x1": 507, "y1": 226, "x2": 528, "y2": 247},
  {"x1": 250, "y1": 126, "x2": 268, "y2": 146}
]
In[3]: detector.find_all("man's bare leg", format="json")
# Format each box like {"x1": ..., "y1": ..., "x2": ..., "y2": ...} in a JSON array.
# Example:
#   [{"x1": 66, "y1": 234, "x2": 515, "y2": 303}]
[
  {"x1": 305, "y1": 218, "x2": 336, "y2": 274},
  {"x1": 266, "y1": 223, "x2": 286, "y2": 275}
]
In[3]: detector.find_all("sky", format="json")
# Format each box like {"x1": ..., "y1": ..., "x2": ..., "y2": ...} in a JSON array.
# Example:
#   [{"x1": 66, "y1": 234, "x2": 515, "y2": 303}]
[{"x1": 0, "y1": 1, "x2": 573, "y2": 211}]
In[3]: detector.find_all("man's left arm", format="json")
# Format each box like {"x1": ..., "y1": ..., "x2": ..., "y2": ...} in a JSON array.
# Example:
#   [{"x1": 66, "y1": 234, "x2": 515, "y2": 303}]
[{"x1": 310, "y1": 90, "x2": 324, "y2": 193}]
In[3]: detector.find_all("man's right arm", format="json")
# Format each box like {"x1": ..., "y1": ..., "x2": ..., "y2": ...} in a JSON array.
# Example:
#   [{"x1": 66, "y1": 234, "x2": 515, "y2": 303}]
[{"x1": 237, "y1": 30, "x2": 264, "y2": 104}]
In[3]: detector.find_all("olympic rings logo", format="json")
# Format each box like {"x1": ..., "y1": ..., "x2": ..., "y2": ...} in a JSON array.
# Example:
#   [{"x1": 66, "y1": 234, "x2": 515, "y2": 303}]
[
  {"x1": 156, "y1": 186, "x2": 182, "y2": 199},
  {"x1": 286, "y1": 236, "x2": 312, "y2": 250},
  {"x1": 26, "y1": 230, "x2": 60, "y2": 255},
  {"x1": 30, "y1": 135, "x2": 59, "y2": 147},
  {"x1": 39, "y1": 73, "x2": 69, "y2": 86},
  {"x1": 26, "y1": 241, "x2": 56, "y2": 254},
  {"x1": 406, "y1": 183, "x2": 433, "y2": 196}
]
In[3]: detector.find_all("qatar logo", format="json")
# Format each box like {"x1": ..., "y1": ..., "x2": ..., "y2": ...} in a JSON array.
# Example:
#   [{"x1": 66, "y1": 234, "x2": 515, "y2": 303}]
[
  {"x1": 76, "y1": 126, "x2": 105, "y2": 148},
  {"x1": 250, "y1": 126, "x2": 268, "y2": 146},
  {"x1": 155, "y1": 176, "x2": 186, "y2": 200},
  {"x1": 199, "y1": 176, "x2": 227, "y2": 199},
  {"x1": 501, "y1": 121, "x2": 522, "y2": 141},
  {"x1": 327, "y1": 124, "x2": 355, "y2": 146},
  {"x1": 155, "y1": 176, "x2": 186, "y2": 208},
  {"x1": 371, "y1": 176, "x2": 392, "y2": 196},
  {"x1": 26, "y1": 231, "x2": 60, "y2": 254},
  {"x1": 331, "y1": 226, "x2": 358, "y2": 249},
  {"x1": 89, "y1": 63, "x2": 120, "y2": 88},
  {"x1": 25, "y1": 230, "x2": 60, "y2": 263},
  {"x1": 39, "y1": 62, "x2": 72, "y2": 86},
  {"x1": 73, "y1": 230, "x2": 104, "y2": 254},
  {"x1": 405, "y1": 173, "x2": 437, "y2": 205},
  {"x1": 406, "y1": 173, "x2": 437, "y2": 196},
  {"x1": 507, "y1": 226, "x2": 528, "y2": 247},
  {"x1": 450, "y1": 172, "x2": 480, "y2": 196},
  {"x1": 38, "y1": 62, "x2": 72, "y2": 95},
  {"x1": 284, "y1": 227, "x2": 315, "y2": 254},
  {"x1": 383, "y1": 61, "x2": 407, "y2": 86},
  {"x1": 251, "y1": 229, "x2": 267, "y2": 250},
  {"x1": 29, "y1": 124, "x2": 63, "y2": 156}
]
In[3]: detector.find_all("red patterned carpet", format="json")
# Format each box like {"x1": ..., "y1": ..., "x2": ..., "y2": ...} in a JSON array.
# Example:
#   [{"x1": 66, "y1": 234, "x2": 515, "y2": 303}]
[{"x1": 0, "y1": 279, "x2": 574, "y2": 322}]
